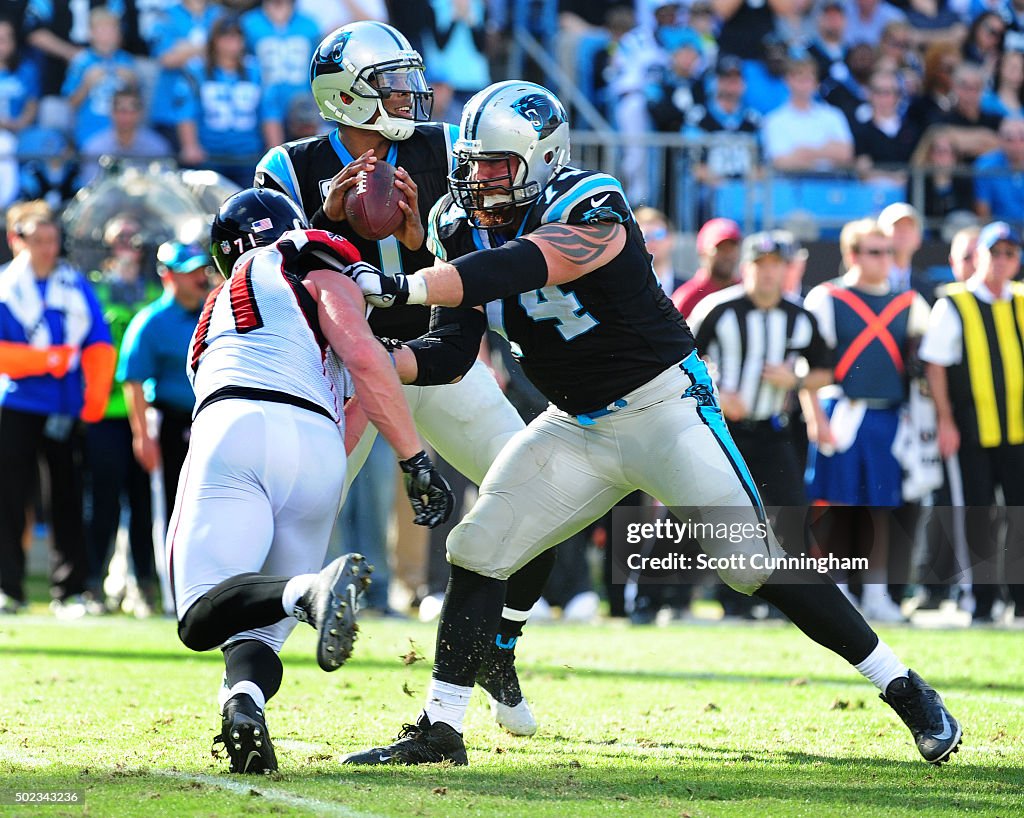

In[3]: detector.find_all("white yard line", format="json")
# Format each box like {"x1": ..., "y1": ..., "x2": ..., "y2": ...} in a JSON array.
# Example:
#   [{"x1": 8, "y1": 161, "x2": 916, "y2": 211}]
[{"x1": 159, "y1": 771, "x2": 386, "y2": 818}]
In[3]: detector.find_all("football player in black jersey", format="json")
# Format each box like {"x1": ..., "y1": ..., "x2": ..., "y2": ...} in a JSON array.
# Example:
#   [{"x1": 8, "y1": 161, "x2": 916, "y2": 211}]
[
  {"x1": 342, "y1": 80, "x2": 962, "y2": 768},
  {"x1": 254, "y1": 21, "x2": 551, "y2": 736}
]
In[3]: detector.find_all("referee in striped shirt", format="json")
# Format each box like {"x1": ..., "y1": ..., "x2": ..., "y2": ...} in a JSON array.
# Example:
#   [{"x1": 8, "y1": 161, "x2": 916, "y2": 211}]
[{"x1": 689, "y1": 231, "x2": 833, "y2": 507}]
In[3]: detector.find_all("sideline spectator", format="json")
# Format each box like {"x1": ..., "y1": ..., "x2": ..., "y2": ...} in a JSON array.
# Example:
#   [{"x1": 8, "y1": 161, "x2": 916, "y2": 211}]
[
  {"x1": 942, "y1": 63, "x2": 1002, "y2": 160},
  {"x1": 61, "y1": 7, "x2": 138, "y2": 150},
  {"x1": 912, "y1": 224, "x2": 978, "y2": 612},
  {"x1": 176, "y1": 15, "x2": 272, "y2": 187},
  {"x1": 713, "y1": 0, "x2": 787, "y2": 60},
  {"x1": 762, "y1": 55, "x2": 855, "y2": 172},
  {"x1": 879, "y1": 201, "x2": 943, "y2": 299},
  {"x1": 921, "y1": 221, "x2": 1024, "y2": 625},
  {"x1": 803, "y1": 217, "x2": 930, "y2": 622},
  {"x1": 636, "y1": 206, "x2": 685, "y2": 296},
  {"x1": 119, "y1": 240, "x2": 212, "y2": 531},
  {"x1": 671, "y1": 216, "x2": 742, "y2": 316},
  {"x1": 906, "y1": 41, "x2": 960, "y2": 133},
  {"x1": 422, "y1": 0, "x2": 491, "y2": 111},
  {"x1": 241, "y1": 0, "x2": 320, "y2": 149},
  {"x1": 876, "y1": 20, "x2": 921, "y2": 98},
  {"x1": 149, "y1": 0, "x2": 221, "y2": 148},
  {"x1": 0, "y1": 211, "x2": 115, "y2": 616},
  {"x1": 80, "y1": 85, "x2": 171, "y2": 184},
  {"x1": 961, "y1": 10, "x2": 1005, "y2": 84},
  {"x1": 982, "y1": 49, "x2": 1024, "y2": 118},
  {"x1": 684, "y1": 55, "x2": 762, "y2": 222},
  {"x1": 843, "y1": 0, "x2": 905, "y2": 48},
  {"x1": 83, "y1": 214, "x2": 161, "y2": 615},
  {"x1": 0, "y1": 18, "x2": 39, "y2": 133},
  {"x1": 852, "y1": 68, "x2": 920, "y2": 186},
  {"x1": 908, "y1": 125, "x2": 977, "y2": 229},
  {"x1": 974, "y1": 116, "x2": 1024, "y2": 226},
  {"x1": 808, "y1": 0, "x2": 849, "y2": 87},
  {"x1": 298, "y1": 0, "x2": 388, "y2": 36},
  {"x1": 820, "y1": 41, "x2": 876, "y2": 124},
  {"x1": 17, "y1": 127, "x2": 78, "y2": 214},
  {"x1": 646, "y1": 31, "x2": 706, "y2": 133}
]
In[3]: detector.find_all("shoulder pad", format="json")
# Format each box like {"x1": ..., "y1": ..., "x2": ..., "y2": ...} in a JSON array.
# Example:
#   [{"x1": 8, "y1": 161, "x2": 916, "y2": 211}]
[
  {"x1": 255, "y1": 144, "x2": 303, "y2": 205},
  {"x1": 426, "y1": 194, "x2": 465, "y2": 261},
  {"x1": 536, "y1": 168, "x2": 631, "y2": 226}
]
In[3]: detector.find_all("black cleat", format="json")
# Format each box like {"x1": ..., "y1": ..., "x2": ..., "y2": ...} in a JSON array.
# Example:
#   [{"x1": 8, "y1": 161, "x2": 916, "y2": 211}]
[
  {"x1": 212, "y1": 693, "x2": 277, "y2": 774},
  {"x1": 880, "y1": 669, "x2": 963, "y2": 764},
  {"x1": 294, "y1": 553, "x2": 372, "y2": 672},
  {"x1": 341, "y1": 713, "x2": 468, "y2": 766},
  {"x1": 476, "y1": 642, "x2": 537, "y2": 736}
]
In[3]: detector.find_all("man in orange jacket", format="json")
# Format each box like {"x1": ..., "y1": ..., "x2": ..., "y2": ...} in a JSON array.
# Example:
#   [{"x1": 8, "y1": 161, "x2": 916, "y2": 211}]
[{"x1": 0, "y1": 210, "x2": 115, "y2": 616}]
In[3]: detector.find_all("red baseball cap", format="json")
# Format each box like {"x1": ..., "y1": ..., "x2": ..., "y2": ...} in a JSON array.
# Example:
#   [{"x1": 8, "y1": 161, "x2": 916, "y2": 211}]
[{"x1": 696, "y1": 217, "x2": 742, "y2": 255}]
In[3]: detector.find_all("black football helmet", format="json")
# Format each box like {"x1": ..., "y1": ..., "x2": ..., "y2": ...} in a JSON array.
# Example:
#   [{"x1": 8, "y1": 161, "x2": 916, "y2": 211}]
[{"x1": 210, "y1": 188, "x2": 308, "y2": 278}]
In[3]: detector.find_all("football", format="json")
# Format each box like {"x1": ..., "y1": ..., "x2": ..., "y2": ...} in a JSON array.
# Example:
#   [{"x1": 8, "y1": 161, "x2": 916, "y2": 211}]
[{"x1": 343, "y1": 161, "x2": 407, "y2": 241}]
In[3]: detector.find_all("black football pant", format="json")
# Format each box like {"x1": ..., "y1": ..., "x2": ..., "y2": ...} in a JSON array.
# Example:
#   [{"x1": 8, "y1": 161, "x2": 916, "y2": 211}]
[{"x1": 0, "y1": 406, "x2": 87, "y2": 603}]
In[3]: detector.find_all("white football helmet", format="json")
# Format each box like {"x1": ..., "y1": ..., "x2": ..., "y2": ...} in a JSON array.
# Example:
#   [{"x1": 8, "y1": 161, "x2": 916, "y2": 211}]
[
  {"x1": 449, "y1": 81, "x2": 571, "y2": 226},
  {"x1": 309, "y1": 21, "x2": 432, "y2": 141}
]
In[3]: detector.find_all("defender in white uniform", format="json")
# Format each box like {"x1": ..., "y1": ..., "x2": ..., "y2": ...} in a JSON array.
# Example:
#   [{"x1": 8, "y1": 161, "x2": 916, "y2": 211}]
[
  {"x1": 256, "y1": 23, "x2": 551, "y2": 736},
  {"x1": 170, "y1": 188, "x2": 453, "y2": 775}
]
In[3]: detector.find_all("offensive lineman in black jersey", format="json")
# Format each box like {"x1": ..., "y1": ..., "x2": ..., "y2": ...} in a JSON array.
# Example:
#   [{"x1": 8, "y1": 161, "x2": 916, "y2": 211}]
[
  {"x1": 342, "y1": 80, "x2": 962, "y2": 767},
  {"x1": 254, "y1": 22, "x2": 551, "y2": 736}
]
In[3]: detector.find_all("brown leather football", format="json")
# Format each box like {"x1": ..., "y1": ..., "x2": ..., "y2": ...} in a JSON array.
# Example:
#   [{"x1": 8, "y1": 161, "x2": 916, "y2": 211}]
[{"x1": 343, "y1": 161, "x2": 407, "y2": 241}]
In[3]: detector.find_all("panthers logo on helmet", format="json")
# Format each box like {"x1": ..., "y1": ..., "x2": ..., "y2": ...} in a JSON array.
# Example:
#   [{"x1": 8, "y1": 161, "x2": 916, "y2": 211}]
[
  {"x1": 511, "y1": 93, "x2": 564, "y2": 139},
  {"x1": 313, "y1": 31, "x2": 351, "y2": 70}
]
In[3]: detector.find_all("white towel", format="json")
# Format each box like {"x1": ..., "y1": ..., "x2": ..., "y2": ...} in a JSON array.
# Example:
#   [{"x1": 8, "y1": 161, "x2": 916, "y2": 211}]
[
  {"x1": 891, "y1": 384, "x2": 943, "y2": 502},
  {"x1": 828, "y1": 396, "x2": 866, "y2": 455},
  {"x1": 0, "y1": 254, "x2": 91, "y2": 352}
]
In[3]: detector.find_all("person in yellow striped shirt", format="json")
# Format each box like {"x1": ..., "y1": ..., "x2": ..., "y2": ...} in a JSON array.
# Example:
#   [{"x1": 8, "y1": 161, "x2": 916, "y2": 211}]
[{"x1": 921, "y1": 220, "x2": 1024, "y2": 625}]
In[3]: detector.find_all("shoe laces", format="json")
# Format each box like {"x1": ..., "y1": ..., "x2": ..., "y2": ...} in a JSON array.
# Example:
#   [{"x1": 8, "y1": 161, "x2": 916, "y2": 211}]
[
  {"x1": 396, "y1": 722, "x2": 424, "y2": 740},
  {"x1": 885, "y1": 677, "x2": 936, "y2": 731}
]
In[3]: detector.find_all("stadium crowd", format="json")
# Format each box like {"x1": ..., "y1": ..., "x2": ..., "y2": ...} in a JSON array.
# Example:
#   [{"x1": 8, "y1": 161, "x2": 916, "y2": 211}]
[{"x1": 0, "y1": 0, "x2": 1021, "y2": 631}]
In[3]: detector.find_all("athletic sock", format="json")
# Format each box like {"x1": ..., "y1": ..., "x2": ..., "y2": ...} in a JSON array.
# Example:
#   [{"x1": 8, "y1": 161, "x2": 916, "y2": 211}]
[
  {"x1": 854, "y1": 639, "x2": 909, "y2": 692},
  {"x1": 282, "y1": 573, "x2": 316, "y2": 618},
  {"x1": 423, "y1": 680, "x2": 472, "y2": 734},
  {"x1": 219, "y1": 681, "x2": 266, "y2": 713}
]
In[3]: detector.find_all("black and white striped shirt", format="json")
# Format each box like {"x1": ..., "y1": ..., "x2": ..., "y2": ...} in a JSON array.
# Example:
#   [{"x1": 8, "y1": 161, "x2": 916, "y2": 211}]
[{"x1": 689, "y1": 285, "x2": 831, "y2": 421}]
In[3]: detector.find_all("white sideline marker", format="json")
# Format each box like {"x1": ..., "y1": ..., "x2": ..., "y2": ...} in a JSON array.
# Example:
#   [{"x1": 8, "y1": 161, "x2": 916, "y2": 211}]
[{"x1": 159, "y1": 771, "x2": 385, "y2": 818}]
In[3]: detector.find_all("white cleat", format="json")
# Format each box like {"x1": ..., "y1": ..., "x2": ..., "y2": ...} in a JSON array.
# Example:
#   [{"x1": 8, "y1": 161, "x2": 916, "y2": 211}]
[{"x1": 489, "y1": 694, "x2": 538, "y2": 737}]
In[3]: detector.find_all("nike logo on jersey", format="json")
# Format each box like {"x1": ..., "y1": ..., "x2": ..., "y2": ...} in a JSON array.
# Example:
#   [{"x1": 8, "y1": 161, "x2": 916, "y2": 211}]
[
  {"x1": 319, "y1": 179, "x2": 332, "y2": 201},
  {"x1": 590, "y1": 194, "x2": 610, "y2": 207},
  {"x1": 933, "y1": 711, "x2": 953, "y2": 741}
]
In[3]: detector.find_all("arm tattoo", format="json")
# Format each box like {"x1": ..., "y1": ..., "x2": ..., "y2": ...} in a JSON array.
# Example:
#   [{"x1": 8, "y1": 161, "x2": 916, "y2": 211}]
[{"x1": 530, "y1": 222, "x2": 619, "y2": 267}]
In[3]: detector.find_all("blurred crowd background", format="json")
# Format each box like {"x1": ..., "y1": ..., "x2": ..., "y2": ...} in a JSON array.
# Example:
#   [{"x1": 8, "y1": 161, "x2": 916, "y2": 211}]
[{"x1": 1, "y1": 0, "x2": 1022, "y2": 631}]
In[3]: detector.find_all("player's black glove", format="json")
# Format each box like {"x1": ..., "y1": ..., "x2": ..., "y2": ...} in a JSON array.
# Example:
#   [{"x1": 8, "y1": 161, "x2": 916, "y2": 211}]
[
  {"x1": 346, "y1": 261, "x2": 410, "y2": 308},
  {"x1": 399, "y1": 450, "x2": 454, "y2": 528}
]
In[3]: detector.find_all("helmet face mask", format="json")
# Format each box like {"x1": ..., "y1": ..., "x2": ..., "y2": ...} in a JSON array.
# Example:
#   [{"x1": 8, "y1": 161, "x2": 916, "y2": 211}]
[
  {"x1": 450, "y1": 149, "x2": 529, "y2": 229},
  {"x1": 448, "y1": 82, "x2": 570, "y2": 229},
  {"x1": 210, "y1": 188, "x2": 308, "y2": 278},
  {"x1": 310, "y1": 23, "x2": 433, "y2": 141}
]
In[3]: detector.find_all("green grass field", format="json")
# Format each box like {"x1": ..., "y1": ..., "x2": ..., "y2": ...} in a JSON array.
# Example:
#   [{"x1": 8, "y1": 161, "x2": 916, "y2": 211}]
[{"x1": 1, "y1": 613, "x2": 1021, "y2": 817}]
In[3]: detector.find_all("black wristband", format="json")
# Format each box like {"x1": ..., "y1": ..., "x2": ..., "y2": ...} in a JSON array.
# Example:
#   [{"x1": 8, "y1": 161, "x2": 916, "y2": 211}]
[
  {"x1": 450, "y1": 238, "x2": 549, "y2": 306},
  {"x1": 399, "y1": 450, "x2": 430, "y2": 472},
  {"x1": 310, "y1": 206, "x2": 336, "y2": 230}
]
